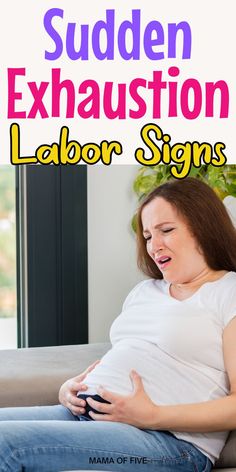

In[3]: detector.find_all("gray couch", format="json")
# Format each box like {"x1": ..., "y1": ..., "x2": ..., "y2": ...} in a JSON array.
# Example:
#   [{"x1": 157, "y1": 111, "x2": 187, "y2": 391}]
[{"x1": 0, "y1": 343, "x2": 235, "y2": 471}]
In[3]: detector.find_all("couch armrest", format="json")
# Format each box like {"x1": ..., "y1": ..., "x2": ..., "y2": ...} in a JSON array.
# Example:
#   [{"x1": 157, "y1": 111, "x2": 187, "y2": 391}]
[
  {"x1": 214, "y1": 431, "x2": 236, "y2": 469},
  {"x1": 0, "y1": 343, "x2": 110, "y2": 407}
]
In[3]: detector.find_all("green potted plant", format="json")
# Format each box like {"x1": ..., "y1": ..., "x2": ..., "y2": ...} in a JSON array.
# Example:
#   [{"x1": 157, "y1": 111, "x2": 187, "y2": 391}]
[{"x1": 132, "y1": 164, "x2": 236, "y2": 231}]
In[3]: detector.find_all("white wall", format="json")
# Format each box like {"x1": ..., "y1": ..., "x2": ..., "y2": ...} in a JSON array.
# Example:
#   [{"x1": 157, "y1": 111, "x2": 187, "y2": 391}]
[{"x1": 87, "y1": 166, "x2": 144, "y2": 343}]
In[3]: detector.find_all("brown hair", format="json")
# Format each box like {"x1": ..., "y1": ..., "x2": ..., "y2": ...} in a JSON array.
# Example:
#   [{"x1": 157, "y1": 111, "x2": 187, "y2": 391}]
[{"x1": 136, "y1": 177, "x2": 236, "y2": 279}]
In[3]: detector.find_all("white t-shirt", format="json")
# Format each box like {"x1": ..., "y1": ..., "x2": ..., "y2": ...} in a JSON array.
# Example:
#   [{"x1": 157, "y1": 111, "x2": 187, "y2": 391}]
[{"x1": 84, "y1": 271, "x2": 236, "y2": 464}]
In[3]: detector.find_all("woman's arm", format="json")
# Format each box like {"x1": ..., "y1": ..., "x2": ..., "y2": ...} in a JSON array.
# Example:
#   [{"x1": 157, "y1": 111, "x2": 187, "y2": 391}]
[
  {"x1": 87, "y1": 317, "x2": 236, "y2": 432},
  {"x1": 154, "y1": 394, "x2": 236, "y2": 433},
  {"x1": 155, "y1": 316, "x2": 236, "y2": 432}
]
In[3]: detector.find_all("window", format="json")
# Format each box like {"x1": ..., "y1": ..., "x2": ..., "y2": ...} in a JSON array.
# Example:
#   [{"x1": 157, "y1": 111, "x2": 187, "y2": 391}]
[{"x1": 0, "y1": 165, "x2": 88, "y2": 349}]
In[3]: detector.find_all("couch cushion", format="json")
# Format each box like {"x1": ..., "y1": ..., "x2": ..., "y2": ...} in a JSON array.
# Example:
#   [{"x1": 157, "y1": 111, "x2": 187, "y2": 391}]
[{"x1": 0, "y1": 343, "x2": 110, "y2": 407}]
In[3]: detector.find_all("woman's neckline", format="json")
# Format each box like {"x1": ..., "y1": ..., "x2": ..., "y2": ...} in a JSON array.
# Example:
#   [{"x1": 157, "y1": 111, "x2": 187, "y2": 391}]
[{"x1": 165, "y1": 270, "x2": 231, "y2": 302}]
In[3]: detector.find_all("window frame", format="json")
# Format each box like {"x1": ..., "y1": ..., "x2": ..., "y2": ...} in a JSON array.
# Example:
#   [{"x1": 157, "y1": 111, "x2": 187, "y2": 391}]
[{"x1": 16, "y1": 165, "x2": 88, "y2": 348}]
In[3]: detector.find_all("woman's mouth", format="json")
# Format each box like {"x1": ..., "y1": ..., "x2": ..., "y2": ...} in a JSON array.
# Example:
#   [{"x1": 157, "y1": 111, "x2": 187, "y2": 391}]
[{"x1": 156, "y1": 256, "x2": 172, "y2": 270}]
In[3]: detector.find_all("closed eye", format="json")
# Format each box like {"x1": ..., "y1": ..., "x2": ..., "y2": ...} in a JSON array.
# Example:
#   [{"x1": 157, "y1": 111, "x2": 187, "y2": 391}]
[{"x1": 162, "y1": 228, "x2": 174, "y2": 233}]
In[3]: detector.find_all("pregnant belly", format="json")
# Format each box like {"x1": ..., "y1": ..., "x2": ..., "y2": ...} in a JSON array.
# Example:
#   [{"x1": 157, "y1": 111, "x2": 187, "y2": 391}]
[
  {"x1": 82, "y1": 339, "x2": 170, "y2": 400},
  {"x1": 83, "y1": 342, "x2": 142, "y2": 395},
  {"x1": 81, "y1": 339, "x2": 223, "y2": 407}
]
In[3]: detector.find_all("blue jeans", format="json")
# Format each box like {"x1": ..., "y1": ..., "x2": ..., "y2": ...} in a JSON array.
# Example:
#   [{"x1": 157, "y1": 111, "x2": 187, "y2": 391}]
[{"x1": 0, "y1": 405, "x2": 212, "y2": 471}]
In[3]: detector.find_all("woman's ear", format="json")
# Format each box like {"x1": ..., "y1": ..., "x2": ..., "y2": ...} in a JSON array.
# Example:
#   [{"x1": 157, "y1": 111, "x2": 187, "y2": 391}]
[{"x1": 195, "y1": 241, "x2": 204, "y2": 256}]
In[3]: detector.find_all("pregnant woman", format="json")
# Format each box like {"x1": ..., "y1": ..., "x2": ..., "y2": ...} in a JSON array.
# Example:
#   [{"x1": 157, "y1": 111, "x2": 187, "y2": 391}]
[{"x1": 0, "y1": 177, "x2": 236, "y2": 472}]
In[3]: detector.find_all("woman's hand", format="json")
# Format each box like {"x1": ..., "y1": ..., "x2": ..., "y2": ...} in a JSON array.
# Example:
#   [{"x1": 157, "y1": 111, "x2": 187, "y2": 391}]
[
  {"x1": 58, "y1": 360, "x2": 100, "y2": 416},
  {"x1": 86, "y1": 370, "x2": 158, "y2": 429}
]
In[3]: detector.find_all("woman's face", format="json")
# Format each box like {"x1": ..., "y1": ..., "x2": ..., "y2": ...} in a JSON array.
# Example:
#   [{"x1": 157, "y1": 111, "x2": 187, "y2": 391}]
[{"x1": 141, "y1": 197, "x2": 209, "y2": 284}]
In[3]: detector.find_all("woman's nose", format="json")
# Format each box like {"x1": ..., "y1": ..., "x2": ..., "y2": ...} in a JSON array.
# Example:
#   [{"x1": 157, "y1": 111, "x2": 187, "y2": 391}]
[{"x1": 149, "y1": 235, "x2": 163, "y2": 255}]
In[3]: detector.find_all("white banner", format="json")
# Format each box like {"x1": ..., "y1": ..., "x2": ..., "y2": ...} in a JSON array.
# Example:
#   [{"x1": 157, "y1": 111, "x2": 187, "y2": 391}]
[{"x1": 0, "y1": 0, "x2": 235, "y2": 171}]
